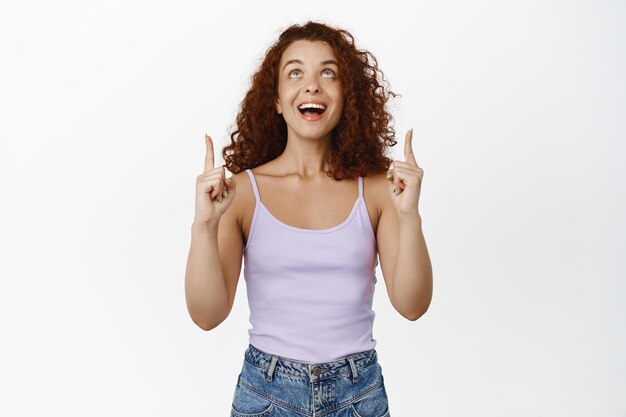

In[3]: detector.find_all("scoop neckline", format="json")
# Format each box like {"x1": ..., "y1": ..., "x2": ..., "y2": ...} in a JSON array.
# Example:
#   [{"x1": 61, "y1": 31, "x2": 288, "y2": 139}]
[{"x1": 259, "y1": 197, "x2": 362, "y2": 234}]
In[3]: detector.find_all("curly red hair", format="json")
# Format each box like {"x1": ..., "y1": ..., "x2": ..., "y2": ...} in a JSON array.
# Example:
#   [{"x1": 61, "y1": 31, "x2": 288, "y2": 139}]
[{"x1": 222, "y1": 21, "x2": 400, "y2": 180}]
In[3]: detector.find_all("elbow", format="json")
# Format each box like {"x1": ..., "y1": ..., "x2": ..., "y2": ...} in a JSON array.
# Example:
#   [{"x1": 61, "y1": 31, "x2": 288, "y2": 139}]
[
  {"x1": 187, "y1": 301, "x2": 229, "y2": 331},
  {"x1": 404, "y1": 312, "x2": 421, "y2": 321},
  {"x1": 191, "y1": 313, "x2": 226, "y2": 331},
  {"x1": 404, "y1": 305, "x2": 430, "y2": 321},
  {"x1": 197, "y1": 321, "x2": 215, "y2": 331},
  {"x1": 406, "y1": 290, "x2": 433, "y2": 321},
  {"x1": 190, "y1": 316, "x2": 213, "y2": 331},
  {"x1": 194, "y1": 318, "x2": 220, "y2": 331},
  {"x1": 393, "y1": 298, "x2": 430, "y2": 321}
]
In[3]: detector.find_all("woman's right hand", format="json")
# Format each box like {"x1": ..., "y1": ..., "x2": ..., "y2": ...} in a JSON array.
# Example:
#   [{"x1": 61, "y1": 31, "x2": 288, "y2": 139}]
[{"x1": 193, "y1": 134, "x2": 236, "y2": 225}]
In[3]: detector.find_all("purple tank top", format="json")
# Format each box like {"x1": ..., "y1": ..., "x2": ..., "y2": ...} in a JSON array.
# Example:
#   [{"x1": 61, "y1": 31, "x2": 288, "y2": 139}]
[{"x1": 242, "y1": 168, "x2": 379, "y2": 363}]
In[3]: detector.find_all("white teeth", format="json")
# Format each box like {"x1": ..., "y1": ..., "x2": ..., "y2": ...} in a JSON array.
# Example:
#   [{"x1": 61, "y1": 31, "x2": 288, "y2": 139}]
[{"x1": 298, "y1": 103, "x2": 326, "y2": 110}]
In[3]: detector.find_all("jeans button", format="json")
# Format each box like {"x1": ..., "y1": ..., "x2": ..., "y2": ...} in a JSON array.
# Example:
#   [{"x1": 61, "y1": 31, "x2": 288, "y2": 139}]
[{"x1": 312, "y1": 366, "x2": 322, "y2": 376}]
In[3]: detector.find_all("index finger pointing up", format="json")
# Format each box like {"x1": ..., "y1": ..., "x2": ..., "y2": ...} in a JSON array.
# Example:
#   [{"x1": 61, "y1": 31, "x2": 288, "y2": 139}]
[
  {"x1": 204, "y1": 133, "x2": 214, "y2": 174},
  {"x1": 404, "y1": 129, "x2": 418, "y2": 165}
]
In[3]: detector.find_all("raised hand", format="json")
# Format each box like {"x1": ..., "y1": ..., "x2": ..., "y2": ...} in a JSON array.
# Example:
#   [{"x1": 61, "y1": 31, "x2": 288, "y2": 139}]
[
  {"x1": 193, "y1": 134, "x2": 236, "y2": 225},
  {"x1": 385, "y1": 129, "x2": 424, "y2": 217}
]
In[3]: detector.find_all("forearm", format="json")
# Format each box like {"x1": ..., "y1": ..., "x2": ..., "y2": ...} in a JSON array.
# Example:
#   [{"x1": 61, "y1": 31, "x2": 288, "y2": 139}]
[
  {"x1": 392, "y1": 214, "x2": 433, "y2": 320},
  {"x1": 184, "y1": 221, "x2": 228, "y2": 330}
]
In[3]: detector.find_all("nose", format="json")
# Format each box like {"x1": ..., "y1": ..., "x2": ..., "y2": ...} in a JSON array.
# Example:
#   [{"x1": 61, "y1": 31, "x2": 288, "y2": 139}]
[{"x1": 303, "y1": 75, "x2": 321, "y2": 93}]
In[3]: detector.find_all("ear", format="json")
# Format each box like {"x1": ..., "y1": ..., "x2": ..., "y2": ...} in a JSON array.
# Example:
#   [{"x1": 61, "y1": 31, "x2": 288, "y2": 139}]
[{"x1": 275, "y1": 100, "x2": 282, "y2": 114}]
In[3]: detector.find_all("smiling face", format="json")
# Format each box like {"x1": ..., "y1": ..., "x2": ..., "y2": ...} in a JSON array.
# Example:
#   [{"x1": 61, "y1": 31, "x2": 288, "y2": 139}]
[{"x1": 275, "y1": 40, "x2": 344, "y2": 141}]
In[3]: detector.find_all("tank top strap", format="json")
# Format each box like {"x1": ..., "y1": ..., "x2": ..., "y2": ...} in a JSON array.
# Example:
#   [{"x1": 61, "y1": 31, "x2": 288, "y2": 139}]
[
  {"x1": 358, "y1": 176, "x2": 363, "y2": 198},
  {"x1": 245, "y1": 169, "x2": 261, "y2": 204}
]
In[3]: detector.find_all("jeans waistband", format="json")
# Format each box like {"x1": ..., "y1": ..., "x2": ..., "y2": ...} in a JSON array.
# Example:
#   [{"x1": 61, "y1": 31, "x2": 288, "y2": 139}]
[{"x1": 244, "y1": 343, "x2": 378, "y2": 381}]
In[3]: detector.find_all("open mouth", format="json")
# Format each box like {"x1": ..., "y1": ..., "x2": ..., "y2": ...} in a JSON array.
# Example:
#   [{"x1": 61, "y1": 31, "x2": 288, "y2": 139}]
[{"x1": 298, "y1": 105, "x2": 327, "y2": 121}]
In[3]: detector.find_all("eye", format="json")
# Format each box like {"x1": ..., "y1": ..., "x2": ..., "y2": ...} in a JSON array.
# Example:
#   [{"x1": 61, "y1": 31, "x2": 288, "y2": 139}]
[{"x1": 288, "y1": 69, "x2": 336, "y2": 79}]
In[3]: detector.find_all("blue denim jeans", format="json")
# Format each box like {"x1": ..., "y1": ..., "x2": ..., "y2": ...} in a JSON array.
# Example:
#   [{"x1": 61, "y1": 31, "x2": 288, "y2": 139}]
[{"x1": 230, "y1": 343, "x2": 390, "y2": 417}]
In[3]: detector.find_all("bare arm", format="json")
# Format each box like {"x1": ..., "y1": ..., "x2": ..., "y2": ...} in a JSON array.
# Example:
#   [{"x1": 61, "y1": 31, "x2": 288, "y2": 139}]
[
  {"x1": 184, "y1": 134, "x2": 242, "y2": 330},
  {"x1": 377, "y1": 130, "x2": 433, "y2": 320},
  {"x1": 392, "y1": 214, "x2": 432, "y2": 319},
  {"x1": 185, "y1": 221, "x2": 228, "y2": 330}
]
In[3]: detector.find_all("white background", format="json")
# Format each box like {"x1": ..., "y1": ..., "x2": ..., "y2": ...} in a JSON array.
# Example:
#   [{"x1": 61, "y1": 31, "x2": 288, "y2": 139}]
[{"x1": 1, "y1": 1, "x2": 625, "y2": 416}]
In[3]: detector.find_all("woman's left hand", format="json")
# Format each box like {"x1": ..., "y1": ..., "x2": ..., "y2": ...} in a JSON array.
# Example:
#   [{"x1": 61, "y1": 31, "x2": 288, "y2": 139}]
[{"x1": 386, "y1": 129, "x2": 424, "y2": 217}]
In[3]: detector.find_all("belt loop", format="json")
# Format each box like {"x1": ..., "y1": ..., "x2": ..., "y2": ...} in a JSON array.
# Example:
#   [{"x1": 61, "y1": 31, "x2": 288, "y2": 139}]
[
  {"x1": 347, "y1": 356, "x2": 358, "y2": 383},
  {"x1": 265, "y1": 355, "x2": 278, "y2": 382}
]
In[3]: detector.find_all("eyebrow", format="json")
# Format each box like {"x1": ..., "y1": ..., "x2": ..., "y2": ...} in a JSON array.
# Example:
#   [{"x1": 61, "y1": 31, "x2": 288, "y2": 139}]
[{"x1": 282, "y1": 59, "x2": 339, "y2": 72}]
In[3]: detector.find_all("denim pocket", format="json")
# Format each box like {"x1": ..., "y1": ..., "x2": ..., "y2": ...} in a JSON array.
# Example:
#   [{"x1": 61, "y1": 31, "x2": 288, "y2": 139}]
[
  {"x1": 349, "y1": 383, "x2": 390, "y2": 417},
  {"x1": 230, "y1": 380, "x2": 275, "y2": 417}
]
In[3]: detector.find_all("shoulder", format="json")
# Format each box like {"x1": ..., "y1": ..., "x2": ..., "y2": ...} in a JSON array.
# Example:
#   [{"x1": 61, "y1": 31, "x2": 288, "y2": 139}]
[
  {"x1": 363, "y1": 171, "x2": 393, "y2": 217},
  {"x1": 230, "y1": 161, "x2": 275, "y2": 193},
  {"x1": 226, "y1": 170, "x2": 254, "y2": 228},
  {"x1": 230, "y1": 169, "x2": 250, "y2": 186}
]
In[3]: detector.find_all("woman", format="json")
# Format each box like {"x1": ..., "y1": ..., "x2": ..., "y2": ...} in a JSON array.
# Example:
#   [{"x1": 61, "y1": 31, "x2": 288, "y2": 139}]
[{"x1": 185, "y1": 20, "x2": 433, "y2": 417}]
